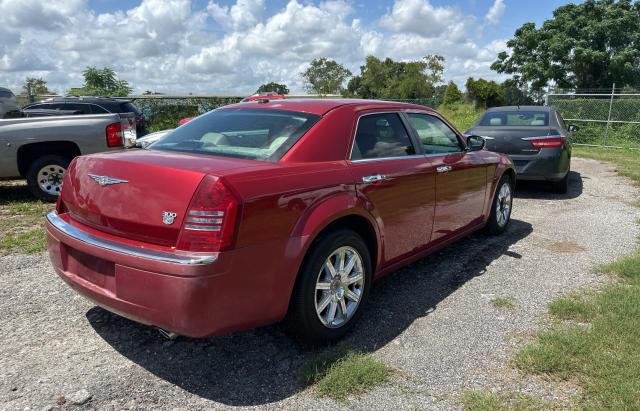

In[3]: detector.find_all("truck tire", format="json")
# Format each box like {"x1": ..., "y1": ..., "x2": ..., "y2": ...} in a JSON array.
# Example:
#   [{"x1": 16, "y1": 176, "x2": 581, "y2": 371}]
[{"x1": 26, "y1": 155, "x2": 70, "y2": 202}]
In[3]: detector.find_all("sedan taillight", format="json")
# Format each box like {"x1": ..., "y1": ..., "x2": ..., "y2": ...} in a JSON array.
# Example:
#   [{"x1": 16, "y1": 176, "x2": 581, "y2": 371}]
[
  {"x1": 176, "y1": 176, "x2": 240, "y2": 252},
  {"x1": 523, "y1": 135, "x2": 565, "y2": 149},
  {"x1": 106, "y1": 122, "x2": 124, "y2": 147}
]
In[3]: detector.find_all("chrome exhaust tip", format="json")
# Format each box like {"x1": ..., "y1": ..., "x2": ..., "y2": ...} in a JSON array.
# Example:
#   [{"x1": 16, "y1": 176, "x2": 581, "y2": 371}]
[{"x1": 157, "y1": 328, "x2": 179, "y2": 340}]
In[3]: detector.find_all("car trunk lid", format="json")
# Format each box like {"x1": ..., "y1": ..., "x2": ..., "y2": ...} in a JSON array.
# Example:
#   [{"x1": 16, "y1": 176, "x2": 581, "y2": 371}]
[
  {"x1": 467, "y1": 126, "x2": 554, "y2": 155},
  {"x1": 60, "y1": 149, "x2": 259, "y2": 247}
]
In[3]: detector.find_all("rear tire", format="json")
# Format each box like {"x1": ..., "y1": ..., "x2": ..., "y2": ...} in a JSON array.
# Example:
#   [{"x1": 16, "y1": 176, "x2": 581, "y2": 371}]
[
  {"x1": 551, "y1": 170, "x2": 570, "y2": 194},
  {"x1": 26, "y1": 155, "x2": 70, "y2": 202},
  {"x1": 485, "y1": 175, "x2": 513, "y2": 235},
  {"x1": 287, "y1": 229, "x2": 372, "y2": 344}
]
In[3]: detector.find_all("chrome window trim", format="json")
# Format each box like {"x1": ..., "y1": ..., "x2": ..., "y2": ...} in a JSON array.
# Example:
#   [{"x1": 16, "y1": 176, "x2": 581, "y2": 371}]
[
  {"x1": 46, "y1": 212, "x2": 217, "y2": 266},
  {"x1": 350, "y1": 152, "x2": 455, "y2": 163},
  {"x1": 348, "y1": 111, "x2": 419, "y2": 162}
]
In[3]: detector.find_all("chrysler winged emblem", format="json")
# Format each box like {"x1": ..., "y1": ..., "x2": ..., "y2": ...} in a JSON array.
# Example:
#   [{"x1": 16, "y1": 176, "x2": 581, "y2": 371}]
[
  {"x1": 88, "y1": 174, "x2": 128, "y2": 186},
  {"x1": 162, "y1": 211, "x2": 177, "y2": 225}
]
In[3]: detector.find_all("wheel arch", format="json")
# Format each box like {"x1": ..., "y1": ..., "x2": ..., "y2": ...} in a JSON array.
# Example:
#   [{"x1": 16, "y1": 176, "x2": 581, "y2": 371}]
[
  {"x1": 283, "y1": 194, "x2": 381, "y2": 313},
  {"x1": 17, "y1": 141, "x2": 81, "y2": 177}
]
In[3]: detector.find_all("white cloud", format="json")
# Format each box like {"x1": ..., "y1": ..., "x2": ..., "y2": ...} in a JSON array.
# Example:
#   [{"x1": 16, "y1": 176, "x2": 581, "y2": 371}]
[
  {"x1": 0, "y1": 0, "x2": 510, "y2": 95},
  {"x1": 485, "y1": 0, "x2": 506, "y2": 24}
]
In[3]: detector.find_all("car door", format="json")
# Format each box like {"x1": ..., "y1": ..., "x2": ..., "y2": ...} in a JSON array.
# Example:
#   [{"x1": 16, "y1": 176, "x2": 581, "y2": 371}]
[
  {"x1": 405, "y1": 112, "x2": 487, "y2": 243},
  {"x1": 348, "y1": 111, "x2": 437, "y2": 265}
]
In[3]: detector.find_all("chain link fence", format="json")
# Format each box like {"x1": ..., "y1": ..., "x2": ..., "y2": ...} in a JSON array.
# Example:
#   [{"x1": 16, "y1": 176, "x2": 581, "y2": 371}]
[{"x1": 547, "y1": 87, "x2": 640, "y2": 148}]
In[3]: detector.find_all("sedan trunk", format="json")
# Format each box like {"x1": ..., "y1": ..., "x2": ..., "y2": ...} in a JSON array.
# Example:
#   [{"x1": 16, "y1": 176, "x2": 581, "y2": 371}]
[
  {"x1": 469, "y1": 126, "x2": 554, "y2": 155},
  {"x1": 60, "y1": 150, "x2": 258, "y2": 247}
]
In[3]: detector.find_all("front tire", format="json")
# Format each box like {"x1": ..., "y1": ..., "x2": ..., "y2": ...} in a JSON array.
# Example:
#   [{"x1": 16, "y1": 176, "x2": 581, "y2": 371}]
[
  {"x1": 287, "y1": 229, "x2": 372, "y2": 344},
  {"x1": 26, "y1": 155, "x2": 70, "y2": 202},
  {"x1": 485, "y1": 175, "x2": 513, "y2": 235}
]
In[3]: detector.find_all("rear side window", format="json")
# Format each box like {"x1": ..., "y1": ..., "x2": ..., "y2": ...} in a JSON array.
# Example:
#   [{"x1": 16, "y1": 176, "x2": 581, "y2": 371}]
[
  {"x1": 351, "y1": 113, "x2": 415, "y2": 160},
  {"x1": 91, "y1": 104, "x2": 109, "y2": 114},
  {"x1": 151, "y1": 108, "x2": 320, "y2": 161},
  {"x1": 0, "y1": 90, "x2": 15, "y2": 98},
  {"x1": 59, "y1": 103, "x2": 91, "y2": 114},
  {"x1": 479, "y1": 111, "x2": 549, "y2": 127},
  {"x1": 407, "y1": 113, "x2": 462, "y2": 154}
]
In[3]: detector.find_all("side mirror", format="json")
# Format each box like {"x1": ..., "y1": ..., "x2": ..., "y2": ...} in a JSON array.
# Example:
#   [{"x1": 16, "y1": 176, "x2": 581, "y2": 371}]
[
  {"x1": 568, "y1": 124, "x2": 579, "y2": 133},
  {"x1": 466, "y1": 135, "x2": 486, "y2": 151}
]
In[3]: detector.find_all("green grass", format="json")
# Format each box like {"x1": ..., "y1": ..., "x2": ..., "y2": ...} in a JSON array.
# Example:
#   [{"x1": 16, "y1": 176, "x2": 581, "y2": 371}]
[
  {"x1": 491, "y1": 296, "x2": 516, "y2": 310},
  {"x1": 463, "y1": 391, "x2": 550, "y2": 411},
  {"x1": 573, "y1": 146, "x2": 640, "y2": 184},
  {"x1": 513, "y1": 244, "x2": 640, "y2": 408},
  {"x1": 301, "y1": 349, "x2": 390, "y2": 401},
  {"x1": 0, "y1": 180, "x2": 53, "y2": 255},
  {"x1": 438, "y1": 103, "x2": 483, "y2": 132}
]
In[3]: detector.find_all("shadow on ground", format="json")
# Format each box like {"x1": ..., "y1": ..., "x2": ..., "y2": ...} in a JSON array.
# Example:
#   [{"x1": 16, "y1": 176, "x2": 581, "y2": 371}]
[
  {"x1": 514, "y1": 171, "x2": 584, "y2": 200},
  {"x1": 0, "y1": 179, "x2": 32, "y2": 205},
  {"x1": 88, "y1": 218, "x2": 533, "y2": 406}
]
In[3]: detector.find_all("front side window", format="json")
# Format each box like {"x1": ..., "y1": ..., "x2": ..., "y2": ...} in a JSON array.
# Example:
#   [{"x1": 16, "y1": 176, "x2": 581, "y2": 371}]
[
  {"x1": 151, "y1": 108, "x2": 320, "y2": 161},
  {"x1": 407, "y1": 113, "x2": 462, "y2": 154},
  {"x1": 351, "y1": 113, "x2": 415, "y2": 160},
  {"x1": 479, "y1": 111, "x2": 549, "y2": 127}
]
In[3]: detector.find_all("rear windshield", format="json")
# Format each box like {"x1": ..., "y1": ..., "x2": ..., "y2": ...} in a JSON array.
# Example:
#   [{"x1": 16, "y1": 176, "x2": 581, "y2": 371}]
[
  {"x1": 150, "y1": 108, "x2": 321, "y2": 161},
  {"x1": 479, "y1": 111, "x2": 549, "y2": 127}
]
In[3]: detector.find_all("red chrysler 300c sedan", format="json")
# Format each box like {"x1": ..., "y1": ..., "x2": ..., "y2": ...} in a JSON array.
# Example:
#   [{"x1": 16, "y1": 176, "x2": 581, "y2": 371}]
[{"x1": 46, "y1": 99, "x2": 515, "y2": 343}]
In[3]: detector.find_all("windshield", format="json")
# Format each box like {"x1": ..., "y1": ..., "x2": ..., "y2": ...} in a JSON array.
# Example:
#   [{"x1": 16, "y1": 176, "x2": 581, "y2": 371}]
[
  {"x1": 479, "y1": 111, "x2": 549, "y2": 127},
  {"x1": 150, "y1": 108, "x2": 321, "y2": 161}
]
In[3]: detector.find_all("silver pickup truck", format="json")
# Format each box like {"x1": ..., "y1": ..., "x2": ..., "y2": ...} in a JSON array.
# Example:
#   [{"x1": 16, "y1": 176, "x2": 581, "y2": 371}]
[{"x1": 0, "y1": 114, "x2": 136, "y2": 201}]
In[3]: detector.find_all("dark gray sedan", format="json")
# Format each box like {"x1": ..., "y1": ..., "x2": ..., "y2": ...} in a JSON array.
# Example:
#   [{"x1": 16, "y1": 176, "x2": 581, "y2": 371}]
[{"x1": 465, "y1": 106, "x2": 577, "y2": 193}]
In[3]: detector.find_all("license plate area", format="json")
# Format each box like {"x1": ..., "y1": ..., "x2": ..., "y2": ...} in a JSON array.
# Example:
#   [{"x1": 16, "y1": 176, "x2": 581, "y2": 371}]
[{"x1": 64, "y1": 245, "x2": 115, "y2": 287}]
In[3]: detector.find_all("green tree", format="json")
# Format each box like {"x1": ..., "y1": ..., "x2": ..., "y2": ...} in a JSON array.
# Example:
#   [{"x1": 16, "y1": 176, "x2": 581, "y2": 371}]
[
  {"x1": 345, "y1": 55, "x2": 445, "y2": 100},
  {"x1": 466, "y1": 77, "x2": 504, "y2": 108},
  {"x1": 22, "y1": 77, "x2": 53, "y2": 96},
  {"x1": 501, "y1": 79, "x2": 534, "y2": 106},
  {"x1": 71, "y1": 67, "x2": 132, "y2": 97},
  {"x1": 256, "y1": 82, "x2": 289, "y2": 95},
  {"x1": 301, "y1": 58, "x2": 352, "y2": 95},
  {"x1": 492, "y1": 0, "x2": 640, "y2": 90},
  {"x1": 442, "y1": 81, "x2": 463, "y2": 106}
]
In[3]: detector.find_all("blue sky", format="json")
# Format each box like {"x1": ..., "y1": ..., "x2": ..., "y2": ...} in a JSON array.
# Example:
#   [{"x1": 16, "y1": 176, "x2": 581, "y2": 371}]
[{"x1": 2, "y1": 0, "x2": 579, "y2": 94}]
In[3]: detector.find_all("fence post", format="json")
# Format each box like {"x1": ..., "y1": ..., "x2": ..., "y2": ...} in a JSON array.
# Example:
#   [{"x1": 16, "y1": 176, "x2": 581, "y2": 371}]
[{"x1": 603, "y1": 83, "x2": 615, "y2": 146}]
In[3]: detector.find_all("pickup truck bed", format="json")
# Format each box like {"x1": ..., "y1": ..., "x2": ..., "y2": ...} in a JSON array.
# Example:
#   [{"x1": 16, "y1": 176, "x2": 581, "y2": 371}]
[{"x1": 0, "y1": 113, "x2": 136, "y2": 201}]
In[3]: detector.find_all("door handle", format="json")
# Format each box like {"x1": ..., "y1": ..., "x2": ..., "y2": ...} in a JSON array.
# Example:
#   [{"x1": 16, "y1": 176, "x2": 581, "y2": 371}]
[
  {"x1": 436, "y1": 165, "x2": 452, "y2": 173},
  {"x1": 362, "y1": 174, "x2": 387, "y2": 183}
]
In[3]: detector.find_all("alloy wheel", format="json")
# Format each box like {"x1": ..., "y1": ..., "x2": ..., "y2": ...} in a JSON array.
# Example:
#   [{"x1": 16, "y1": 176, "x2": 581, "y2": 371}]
[
  {"x1": 314, "y1": 246, "x2": 365, "y2": 329},
  {"x1": 496, "y1": 183, "x2": 512, "y2": 227}
]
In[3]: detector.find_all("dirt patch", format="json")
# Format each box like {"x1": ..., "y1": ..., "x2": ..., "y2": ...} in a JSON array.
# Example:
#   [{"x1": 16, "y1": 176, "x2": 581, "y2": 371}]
[{"x1": 545, "y1": 241, "x2": 587, "y2": 253}]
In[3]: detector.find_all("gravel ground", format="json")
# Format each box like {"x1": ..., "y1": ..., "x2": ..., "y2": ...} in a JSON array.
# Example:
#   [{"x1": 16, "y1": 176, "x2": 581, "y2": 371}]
[{"x1": 1, "y1": 158, "x2": 639, "y2": 410}]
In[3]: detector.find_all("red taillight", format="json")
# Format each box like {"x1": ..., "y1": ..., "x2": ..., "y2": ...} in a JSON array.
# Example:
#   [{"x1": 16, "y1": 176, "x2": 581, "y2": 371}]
[
  {"x1": 176, "y1": 176, "x2": 240, "y2": 252},
  {"x1": 525, "y1": 136, "x2": 565, "y2": 149},
  {"x1": 106, "y1": 122, "x2": 124, "y2": 147}
]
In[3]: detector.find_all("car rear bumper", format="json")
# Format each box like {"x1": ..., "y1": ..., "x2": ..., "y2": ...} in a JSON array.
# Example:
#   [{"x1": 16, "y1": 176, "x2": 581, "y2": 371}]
[
  {"x1": 510, "y1": 147, "x2": 570, "y2": 182},
  {"x1": 45, "y1": 211, "x2": 296, "y2": 338}
]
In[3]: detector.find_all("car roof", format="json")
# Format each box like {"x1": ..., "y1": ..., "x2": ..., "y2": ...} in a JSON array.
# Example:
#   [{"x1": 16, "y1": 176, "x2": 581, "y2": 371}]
[
  {"x1": 485, "y1": 105, "x2": 551, "y2": 113},
  {"x1": 222, "y1": 98, "x2": 436, "y2": 116},
  {"x1": 38, "y1": 96, "x2": 131, "y2": 104}
]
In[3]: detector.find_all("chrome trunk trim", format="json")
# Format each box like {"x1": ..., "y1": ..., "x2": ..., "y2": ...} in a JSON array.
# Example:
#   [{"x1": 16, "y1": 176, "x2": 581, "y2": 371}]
[{"x1": 46, "y1": 212, "x2": 217, "y2": 266}]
